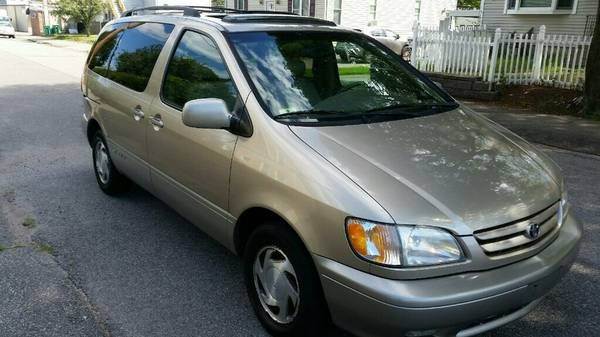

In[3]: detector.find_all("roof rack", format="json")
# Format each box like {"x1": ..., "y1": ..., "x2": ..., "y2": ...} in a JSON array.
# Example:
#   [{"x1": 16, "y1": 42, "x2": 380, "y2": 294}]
[
  {"x1": 121, "y1": 5, "x2": 296, "y2": 18},
  {"x1": 221, "y1": 14, "x2": 337, "y2": 26}
]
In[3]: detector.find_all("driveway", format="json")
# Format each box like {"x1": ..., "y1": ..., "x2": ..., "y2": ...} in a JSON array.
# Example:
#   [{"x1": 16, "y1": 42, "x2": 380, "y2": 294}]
[{"x1": 0, "y1": 36, "x2": 598, "y2": 337}]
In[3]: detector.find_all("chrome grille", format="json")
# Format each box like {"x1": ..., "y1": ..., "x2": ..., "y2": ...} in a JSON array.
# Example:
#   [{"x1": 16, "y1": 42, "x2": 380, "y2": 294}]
[{"x1": 474, "y1": 201, "x2": 560, "y2": 256}]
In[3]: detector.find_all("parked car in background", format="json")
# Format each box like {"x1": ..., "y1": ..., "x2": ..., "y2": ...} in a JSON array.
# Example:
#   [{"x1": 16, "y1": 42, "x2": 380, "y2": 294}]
[
  {"x1": 0, "y1": 21, "x2": 15, "y2": 38},
  {"x1": 363, "y1": 26, "x2": 411, "y2": 60},
  {"x1": 81, "y1": 7, "x2": 581, "y2": 337}
]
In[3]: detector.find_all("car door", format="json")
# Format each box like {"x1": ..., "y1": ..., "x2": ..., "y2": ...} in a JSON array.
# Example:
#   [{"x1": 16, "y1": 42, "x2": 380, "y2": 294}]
[
  {"x1": 146, "y1": 29, "x2": 240, "y2": 224},
  {"x1": 92, "y1": 21, "x2": 174, "y2": 188}
]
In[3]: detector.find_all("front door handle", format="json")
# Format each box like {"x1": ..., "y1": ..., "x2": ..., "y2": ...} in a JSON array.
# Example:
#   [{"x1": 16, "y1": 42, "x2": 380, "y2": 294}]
[
  {"x1": 150, "y1": 114, "x2": 164, "y2": 130},
  {"x1": 133, "y1": 105, "x2": 145, "y2": 121}
]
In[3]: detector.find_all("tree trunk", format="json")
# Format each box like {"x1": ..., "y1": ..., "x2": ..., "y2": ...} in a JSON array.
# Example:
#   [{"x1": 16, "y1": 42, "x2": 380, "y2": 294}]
[{"x1": 584, "y1": 3, "x2": 600, "y2": 118}]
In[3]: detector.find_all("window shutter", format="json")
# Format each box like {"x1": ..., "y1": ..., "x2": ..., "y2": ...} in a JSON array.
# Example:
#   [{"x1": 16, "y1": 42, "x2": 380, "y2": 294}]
[
  {"x1": 310, "y1": 0, "x2": 315, "y2": 16},
  {"x1": 288, "y1": 0, "x2": 292, "y2": 12}
]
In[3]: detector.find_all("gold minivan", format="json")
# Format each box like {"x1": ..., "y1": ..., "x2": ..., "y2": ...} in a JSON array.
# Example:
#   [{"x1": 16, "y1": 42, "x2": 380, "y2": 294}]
[{"x1": 82, "y1": 7, "x2": 581, "y2": 337}]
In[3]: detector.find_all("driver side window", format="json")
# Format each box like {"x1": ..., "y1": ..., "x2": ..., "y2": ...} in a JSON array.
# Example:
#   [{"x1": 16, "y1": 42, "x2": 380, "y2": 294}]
[{"x1": 162, "y1": 30, "x2": 238, "y2": 111}]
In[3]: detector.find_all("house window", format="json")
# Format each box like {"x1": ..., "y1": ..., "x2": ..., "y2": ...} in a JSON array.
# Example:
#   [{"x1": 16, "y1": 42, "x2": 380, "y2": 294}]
[
  {"x1": 235, "y1": 0, "x2": 245, "y2": 10},
  {"x1": 556, "y1": 0, "x2": 575, "y2": 9},
  {"x1": 505, "y1": 0, "x2": 577, "y2": 14},
  {"x1": 369, "y1": 0, "x2": 377, "y2": 21},
  {"x1": 293, "y1": 0, "x2": 312, "y2": 15},
  {"x1": 333, "y1": 0, "x2": 342, "y2": 24}
]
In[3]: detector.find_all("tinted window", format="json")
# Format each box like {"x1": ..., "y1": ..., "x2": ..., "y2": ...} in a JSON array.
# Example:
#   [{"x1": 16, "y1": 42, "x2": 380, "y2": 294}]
[
  {"x1": 162, "y1": 31, "x2": 238, "y2": 110},
  {"x1": 88, "y1": 24, "x2": 124, "y2": 76},
  {"x1": 107, "y1": 22, "x2": 174, "y2": 92}
]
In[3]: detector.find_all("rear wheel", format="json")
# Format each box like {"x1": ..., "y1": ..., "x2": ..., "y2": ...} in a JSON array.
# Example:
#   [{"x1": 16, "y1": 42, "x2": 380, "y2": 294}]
[
  {"x1": 243, "y1": 222, "x2": 329, "y2": 336},
  {"x1": 92, "y1": 131, "x2": 129, "y2": 195}
]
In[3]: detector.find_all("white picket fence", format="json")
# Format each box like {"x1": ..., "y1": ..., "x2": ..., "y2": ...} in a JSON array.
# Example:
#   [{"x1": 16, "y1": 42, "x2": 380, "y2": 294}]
[{"x1": 411, "y1": 25, "x2": 592, "y2": 90}]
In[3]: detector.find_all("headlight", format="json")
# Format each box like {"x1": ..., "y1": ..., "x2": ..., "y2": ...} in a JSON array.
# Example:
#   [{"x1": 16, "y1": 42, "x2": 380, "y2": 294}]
[
  {"x1": 558, "y1": 184, "x2": 569, "y2": 227},
  {"x1": 345, "y1": 218, "x2": 463, "y2": 267}
]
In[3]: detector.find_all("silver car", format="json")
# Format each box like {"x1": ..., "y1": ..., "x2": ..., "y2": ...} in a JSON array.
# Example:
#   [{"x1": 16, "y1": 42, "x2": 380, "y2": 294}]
[
  {"x1": 0, "y1": 21, "x2": 16, "y2": 38},
  {"x1": 81, "y1": 7, "x2": 581, "y2": 337}
]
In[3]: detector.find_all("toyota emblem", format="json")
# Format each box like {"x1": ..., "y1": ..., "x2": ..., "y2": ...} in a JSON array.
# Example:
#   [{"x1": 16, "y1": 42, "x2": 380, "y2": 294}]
[{"x1": 525, "y1": 223, "x2": 541, "y2": 239}]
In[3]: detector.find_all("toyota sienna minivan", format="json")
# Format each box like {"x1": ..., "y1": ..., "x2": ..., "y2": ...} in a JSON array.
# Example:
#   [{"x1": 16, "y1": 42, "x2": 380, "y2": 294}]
[{"x1": 81, "y1": 6, "x2": 581, "y2": 337}]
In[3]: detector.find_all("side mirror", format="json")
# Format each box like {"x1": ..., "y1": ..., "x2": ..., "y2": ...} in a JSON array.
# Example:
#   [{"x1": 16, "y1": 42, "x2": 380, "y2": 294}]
[{"x1": 182, "y1": 98, "x2": 231, "y2": 129}]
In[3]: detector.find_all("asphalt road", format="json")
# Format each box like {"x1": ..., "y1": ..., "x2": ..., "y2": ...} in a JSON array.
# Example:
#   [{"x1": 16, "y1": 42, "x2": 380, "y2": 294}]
[{"x1": 0, "y1": 36, "x2": 598, "y2": 337}]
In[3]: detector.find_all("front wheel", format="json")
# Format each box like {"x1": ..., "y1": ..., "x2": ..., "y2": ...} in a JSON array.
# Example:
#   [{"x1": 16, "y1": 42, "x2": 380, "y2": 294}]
[{"x1": 243, "y1": 223, "x2": 330, "y2": 336}]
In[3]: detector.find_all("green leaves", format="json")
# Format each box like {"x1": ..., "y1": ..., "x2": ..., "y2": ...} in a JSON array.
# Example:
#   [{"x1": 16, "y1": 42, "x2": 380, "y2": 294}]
[
  {"x1": 457, "y1": 0, "x2": 481, "y2": 9},
  {"x1": 52, "y1": 0, "x2": 107, "y2": 35}
]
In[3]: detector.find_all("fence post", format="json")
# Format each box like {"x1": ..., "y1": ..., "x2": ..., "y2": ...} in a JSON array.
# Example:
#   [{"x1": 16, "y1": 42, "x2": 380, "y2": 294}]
[
  {"x1": 487, "y1": 28, "x2": 502, "y2": 90},
  {"x1": 412, "y1": 22, "x2": 420, "y2": 66},
  {"x1": 532, "y1": 25, "x2": 546, "y2": 83}
]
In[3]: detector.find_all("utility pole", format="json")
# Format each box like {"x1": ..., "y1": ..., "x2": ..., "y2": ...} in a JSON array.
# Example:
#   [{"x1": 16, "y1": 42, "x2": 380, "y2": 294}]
[{"x1": 42, "y1": 0, "x2": 49, "y2": 26}]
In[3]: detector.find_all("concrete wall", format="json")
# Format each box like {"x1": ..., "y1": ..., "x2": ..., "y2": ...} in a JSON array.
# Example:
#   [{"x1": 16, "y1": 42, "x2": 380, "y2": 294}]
[
  {"x1": 0, "y1": 5, "x2": 29, "y2": 32},
  {"x1": 481, "y1": 0, "x2": 599, "y2": 35}
]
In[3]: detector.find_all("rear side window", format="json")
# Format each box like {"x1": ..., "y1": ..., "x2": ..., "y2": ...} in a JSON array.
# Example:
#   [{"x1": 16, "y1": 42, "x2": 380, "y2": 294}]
[
  {"x1": 161, "y1": 31, "x2": 238, "y2": 110},
  {"x1": 106, "y1": 22, "x2": 174, "y2": 92},
  {"x1": 87, "y1": 24, "x2": 124, "y2": 76}
]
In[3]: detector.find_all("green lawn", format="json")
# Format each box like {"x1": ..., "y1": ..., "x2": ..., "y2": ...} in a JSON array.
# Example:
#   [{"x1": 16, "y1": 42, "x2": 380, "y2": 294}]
[
  {"x1": 305, "y1": 64, "x2": 371, "y2": 77},
  {"x1": 51, "y1": 34, "x2": 98, "y2": 44}
]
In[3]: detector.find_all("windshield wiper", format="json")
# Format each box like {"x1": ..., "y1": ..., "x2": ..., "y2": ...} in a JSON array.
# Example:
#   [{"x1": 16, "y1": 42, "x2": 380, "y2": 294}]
[
  {"x1": 364, "y1": 102, "x2": 459, "y2": 115},
  {"x1": 273, "y1": 110, "x2": 346, "y2": 121}
]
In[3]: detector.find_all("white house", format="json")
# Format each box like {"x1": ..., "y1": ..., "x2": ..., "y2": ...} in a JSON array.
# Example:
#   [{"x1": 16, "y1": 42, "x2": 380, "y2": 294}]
[
  {"x1": 123, "y1": 0, "x2": 212, "y2": 10},
  {"x1": 480, "y1": 0, "x2": 599, "y2": 35},
  {"x1": 225, "y1": 0, "x2": 457, "y2": 39}
]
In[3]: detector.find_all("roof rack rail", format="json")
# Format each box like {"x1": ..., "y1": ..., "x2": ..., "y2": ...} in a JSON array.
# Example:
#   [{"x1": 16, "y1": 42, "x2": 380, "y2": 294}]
[
  {"x1": 121, "y1": 5, "x2": 297, "y2": 18},
  {"x1": 122, "y1": 6, "x2": 202, "y2": 17},
  {"x1": 221, "y1": 14, "x2": 336, "y2": 26}
]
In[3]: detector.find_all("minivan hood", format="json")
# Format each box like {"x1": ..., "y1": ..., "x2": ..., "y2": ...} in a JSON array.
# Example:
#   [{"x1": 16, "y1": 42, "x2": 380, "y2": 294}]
[{"x1": 290, "y1": 108, "x2": 560, "y2": 234}]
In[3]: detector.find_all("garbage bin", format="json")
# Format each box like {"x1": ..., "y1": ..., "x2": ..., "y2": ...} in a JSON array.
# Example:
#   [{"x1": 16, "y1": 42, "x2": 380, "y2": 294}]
[
  {"x1": 43, "y1": 25, "x2": 51, "y2": 36},
  {"x1": 51, "y1": 25, "x2": 60, "y2": 34}
]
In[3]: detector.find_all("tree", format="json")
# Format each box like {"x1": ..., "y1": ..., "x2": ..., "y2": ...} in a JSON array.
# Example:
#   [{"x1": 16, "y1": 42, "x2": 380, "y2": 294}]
[
  {"x1": 584, "y1": 3, "x2": 600, "y2": 118},
  {"x1": 457, "y1": 0, "x2": 481, "y2": 9},
  {"x1": 53, "y1": 0, "x2": 107, "y2": 36}
]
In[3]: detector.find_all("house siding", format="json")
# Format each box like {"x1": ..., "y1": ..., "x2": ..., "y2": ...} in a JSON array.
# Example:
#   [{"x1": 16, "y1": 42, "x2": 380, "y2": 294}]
[
  {"x1": 225, "y1": 0, "x2": 325, "y2": 17},
  {"x1": 123, "y1": 0, "x2": 212, "y2": 10},
  {"x1": 481, "y1": 0, "x2": 599, "y2": 35}
]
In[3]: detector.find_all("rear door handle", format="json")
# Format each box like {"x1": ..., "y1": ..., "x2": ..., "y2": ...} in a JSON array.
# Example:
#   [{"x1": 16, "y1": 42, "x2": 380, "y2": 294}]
[
  {"x1": 150, "y1": 114, "x2": 164, "y2": 130},
  {"x1": 133, "y1": 105, "x2": 145, "y2": 121}
]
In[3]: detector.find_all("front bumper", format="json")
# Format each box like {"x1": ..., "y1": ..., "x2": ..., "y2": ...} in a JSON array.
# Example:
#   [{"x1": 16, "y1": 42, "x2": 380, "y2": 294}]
[{"x1": 315, "y1": 212, "x2": 581, "y2": 337}]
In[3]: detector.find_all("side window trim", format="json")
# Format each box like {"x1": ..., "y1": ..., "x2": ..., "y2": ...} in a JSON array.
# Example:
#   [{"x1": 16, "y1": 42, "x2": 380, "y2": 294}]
[{"x1": 159, "y1": 27, "x2": 242, "y2": 112}]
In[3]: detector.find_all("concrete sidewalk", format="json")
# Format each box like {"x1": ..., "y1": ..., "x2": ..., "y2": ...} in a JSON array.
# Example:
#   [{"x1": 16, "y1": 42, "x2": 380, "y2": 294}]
[
  {"x1": 464, "y1": 100, "x2": 600, "y2": 156},
  {"x1": 19, "y1": 33, "x2": 91, "y2": 53}
]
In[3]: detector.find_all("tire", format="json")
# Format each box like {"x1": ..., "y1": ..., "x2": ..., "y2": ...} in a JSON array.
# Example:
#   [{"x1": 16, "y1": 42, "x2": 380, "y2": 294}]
[
  {"x1": 91, "y1": 131, "x2": 129, "y2": 195},
  {"x1": 243, "y1": 222, "x2": 330, "y2": 336},
  {"x1": 401, "y1": 45, "x2": 412, "y2": 62},
  {"x1": 10, "y1": 35, "x2": 15, "y2": 39}
]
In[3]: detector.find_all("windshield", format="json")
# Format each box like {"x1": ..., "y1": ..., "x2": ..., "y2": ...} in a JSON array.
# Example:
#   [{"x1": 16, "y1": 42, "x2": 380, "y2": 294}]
[
  {"x1": 0, "y1": 22, "x2": 12, "y2": 27},
  {"x1": 228, "y1": 31, "x2": 455, "y2": 124}
]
